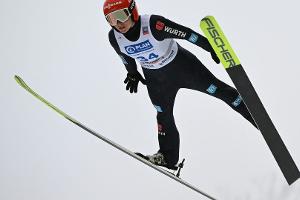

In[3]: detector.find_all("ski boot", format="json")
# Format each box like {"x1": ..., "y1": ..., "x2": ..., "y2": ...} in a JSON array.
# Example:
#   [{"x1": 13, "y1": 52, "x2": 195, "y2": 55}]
[{"x1": 135, "y1": 152, "x2": 185, "y2": 177}]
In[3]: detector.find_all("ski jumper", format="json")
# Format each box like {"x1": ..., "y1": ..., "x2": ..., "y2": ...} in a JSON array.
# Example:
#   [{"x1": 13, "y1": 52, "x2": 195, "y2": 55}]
[{"x1": 108, "y1": 14, "x2": 257, "y2": 167}]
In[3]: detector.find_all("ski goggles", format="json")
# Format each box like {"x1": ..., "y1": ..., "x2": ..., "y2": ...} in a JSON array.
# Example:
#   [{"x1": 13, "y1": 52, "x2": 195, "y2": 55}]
[{"x1": 105, "y1": 8, "x2": 132, "y2": 26}]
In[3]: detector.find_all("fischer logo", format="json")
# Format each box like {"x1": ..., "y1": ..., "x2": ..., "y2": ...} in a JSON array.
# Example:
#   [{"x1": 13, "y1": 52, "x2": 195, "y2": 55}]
[
  {"x1": 164, "y1": 26, "x2": 187, "y2": 38},
  {"x1": 104, "y1": 1, "x2": 122, "y2": 10},
  {"x1": 156, "y1": 21, "x2": 165, "y2": 31},
  {"x1": 202, "y1": 18, "x2": 236, "y2": 68},
  {"x1": 125, "y1": 40, "x2": 153, "y2": 55}
]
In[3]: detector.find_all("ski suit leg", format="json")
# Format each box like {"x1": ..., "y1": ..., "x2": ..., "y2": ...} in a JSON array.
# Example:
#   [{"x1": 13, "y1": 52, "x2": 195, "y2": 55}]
[
  {"x1": 203, "y1": 78, "x2": 258, "y2": 128},
  {"x1": 176, "y1": 47, "x2": 257, "y2": 128},
  {"x1": 143, "y1": 62, "x2": 182, "y2": 167},
  {"x1": 146, "y1": 84, "x2": 180, "y2": 167}
]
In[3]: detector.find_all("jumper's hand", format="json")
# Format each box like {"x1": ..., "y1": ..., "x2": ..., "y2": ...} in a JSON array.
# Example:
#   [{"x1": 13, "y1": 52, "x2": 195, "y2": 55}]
[{"x1": 124, "y1": 72, "x2": 146, "y2": 93}]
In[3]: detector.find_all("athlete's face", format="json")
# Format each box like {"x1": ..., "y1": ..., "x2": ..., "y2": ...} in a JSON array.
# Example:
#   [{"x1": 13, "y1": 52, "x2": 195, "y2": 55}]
[{"x1": 114, "y1": 18, "x2": 134, "y2": 33}]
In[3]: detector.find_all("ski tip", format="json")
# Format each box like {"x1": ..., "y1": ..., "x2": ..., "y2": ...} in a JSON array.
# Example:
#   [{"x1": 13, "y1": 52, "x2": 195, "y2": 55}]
[
  {"x1": 14, "y1": 75, "x2": 29, "y2": 90},
  {"x1": 200, "y1": 16, "x2": 220, "y2": 31},
  {"x1": 200, "y1": 15, "x2": 241, "y2": 69},
  {"x1": 201, "y1": 15, "x2": 214, "y2": 21},
  {"x1": 200, "y1": 16, "x2": 216, "y2": 26},
  {"x1": 14, "y1": 75, "x2": 24, "y2": 87},
  {"x1": 14, "y1": 75, "x2": 22, "y2": 84},
  {"x1": 14, "y1": 75, "x2": 22, "y2": 81}
]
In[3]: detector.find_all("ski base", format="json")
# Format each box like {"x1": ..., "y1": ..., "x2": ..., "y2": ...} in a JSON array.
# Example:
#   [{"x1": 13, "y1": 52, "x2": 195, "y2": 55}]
[
  {"x1": 14, "y1": 75, "x2": 217, "y2": 200},
  {"x1": 200, "y1": 16, "x2": 300, "y2": 185}
]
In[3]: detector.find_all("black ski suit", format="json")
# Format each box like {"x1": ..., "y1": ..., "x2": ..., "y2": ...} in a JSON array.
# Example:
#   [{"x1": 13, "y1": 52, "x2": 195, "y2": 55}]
[{"x1": 108, "y1": 15, "x2": 257, "y2": 168}]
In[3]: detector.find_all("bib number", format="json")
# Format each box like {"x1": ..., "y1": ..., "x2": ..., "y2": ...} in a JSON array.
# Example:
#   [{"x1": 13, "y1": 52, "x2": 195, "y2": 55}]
[{"x1": 137, "y1": 53, "x2": 159, "y2": 62}]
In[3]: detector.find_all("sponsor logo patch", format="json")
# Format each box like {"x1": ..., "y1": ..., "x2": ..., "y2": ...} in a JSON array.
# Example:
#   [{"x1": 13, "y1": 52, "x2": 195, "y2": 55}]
[
  {"x1": 206, "y1": 84, "x2": 218, "y2": 94},
  {"x1": 188, "y1": 33, "x2": 199, "y2": 43},
  {"x1": 124, "y1": 40, "x2": 153, "y2": 55},
  {"x1": 104, "y1": 1, "x2": 122, "y2": 10},
  {"x1": 232, "y1": 95, "x2": 243, "y2": 107},
  {"x1": 142, "y1": 26, "x2": 149, "y2": 35},
  {"x1": 201, "y1": 17, "x2": 239, "y2": 68},
  {"x1": 156, "y1": 21, "x2": 165, "y2": 31},
  {"x1": 154, "y1": 105, "x2": 163, "y2": 112},
  {"x1": 158, "y1": 124, "x2": 166, "y2": 136},
  {"x1": 164, "y1": 26, "x2": 187, "y2": 38}
]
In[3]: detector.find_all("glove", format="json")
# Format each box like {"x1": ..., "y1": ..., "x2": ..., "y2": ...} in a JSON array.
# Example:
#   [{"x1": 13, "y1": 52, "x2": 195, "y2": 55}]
[
  {"x1": 211, "y1": 51, "x2": 220, "y2": 64},
  {"x1": 124, "y1": 72, "x2": 146, "y2": 93}
]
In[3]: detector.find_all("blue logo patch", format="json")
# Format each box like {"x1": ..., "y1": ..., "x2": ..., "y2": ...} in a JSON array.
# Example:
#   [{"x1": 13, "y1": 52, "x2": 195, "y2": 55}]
[
  {"x1": 188, "y1": 33, "x2": 199, "y2": 43},
  {"x1": 154, "y1": 105, "x2": 163, "y2": 113},
  {"x1": 206, "y1": 84, "x2": 217, "y2": 94},
  {"x1": 232, "y1": 95, "x2": 243, "y2": 107},
  {"x1": 125, "y1": 40, "x2": 153, "y2": 55}
]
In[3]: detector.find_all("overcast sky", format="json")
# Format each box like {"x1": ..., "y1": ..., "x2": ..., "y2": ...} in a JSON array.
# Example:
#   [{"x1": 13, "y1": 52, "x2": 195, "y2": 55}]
[{"x1": 1, "y1": 0, "x2": 300, "y2": 199}]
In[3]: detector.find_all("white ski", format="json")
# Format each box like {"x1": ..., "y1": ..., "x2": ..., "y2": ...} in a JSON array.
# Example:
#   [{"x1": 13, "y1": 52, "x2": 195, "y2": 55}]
[{"x1": 14, "y1": 75, "x2": 217, "y2": 200}]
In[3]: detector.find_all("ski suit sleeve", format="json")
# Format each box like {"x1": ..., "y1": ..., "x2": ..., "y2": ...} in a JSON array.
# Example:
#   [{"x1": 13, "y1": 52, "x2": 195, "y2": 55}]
[
  {"x1": 108, "y1": 29, "x2": 138, "y2": 73},
  {"x1": 149, "y1": 15, "x2": 214, "y2": 53}
]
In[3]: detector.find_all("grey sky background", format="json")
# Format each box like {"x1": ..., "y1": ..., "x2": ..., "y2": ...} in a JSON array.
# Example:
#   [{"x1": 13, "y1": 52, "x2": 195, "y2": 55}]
[{"x1": 1, "y1": 0, "x2": 300, "y2": 199}]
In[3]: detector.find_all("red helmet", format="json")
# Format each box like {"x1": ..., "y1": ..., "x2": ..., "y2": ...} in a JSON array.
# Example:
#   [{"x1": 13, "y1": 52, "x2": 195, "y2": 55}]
[{"x1": 103, "y1": 0, "x2": 139, "y2": 24}]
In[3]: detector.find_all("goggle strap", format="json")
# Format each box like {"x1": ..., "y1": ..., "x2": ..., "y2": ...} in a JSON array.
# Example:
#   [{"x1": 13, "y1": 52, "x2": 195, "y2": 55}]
[{"x1": 128, "y1": 0, "x2": 135, "y2": 14}]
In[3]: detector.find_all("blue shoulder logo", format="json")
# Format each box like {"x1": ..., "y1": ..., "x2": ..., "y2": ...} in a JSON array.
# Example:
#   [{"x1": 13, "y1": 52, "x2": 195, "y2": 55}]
[
  {"x1": 188, "y1": 33, "x2": 199, "y2": 43},
  {"x1": 125, "y1": 40, "x2": 153, "y2": 55}
]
